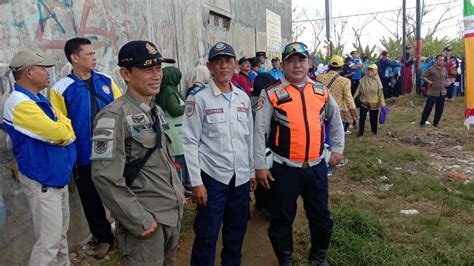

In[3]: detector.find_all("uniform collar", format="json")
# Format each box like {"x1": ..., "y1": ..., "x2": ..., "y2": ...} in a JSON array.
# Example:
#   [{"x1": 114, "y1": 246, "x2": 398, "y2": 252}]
[
  {"x1": 14, "y1": 83, "x2": 48, "y2": 103},
  {"x1": 208, "y1": 80, "x2": 241, "y2": 97},
  {"x1": 280, "y1": 75, "x2": 315, "y2": 87},
  {"x1": 124, "y1": 90, "x2": 154, "y2": 112}
]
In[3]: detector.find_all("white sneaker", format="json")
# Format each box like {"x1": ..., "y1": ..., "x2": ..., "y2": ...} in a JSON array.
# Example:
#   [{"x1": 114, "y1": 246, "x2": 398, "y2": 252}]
[{"x1": 335, "y1": 159, "x2": 349, "y2": 168}]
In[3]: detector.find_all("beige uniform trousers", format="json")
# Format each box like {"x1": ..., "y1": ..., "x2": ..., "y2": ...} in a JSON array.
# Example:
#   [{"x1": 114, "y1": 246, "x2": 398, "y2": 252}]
[{"x1": 19, "y1": 173, "x2": 70, "y2": 266}]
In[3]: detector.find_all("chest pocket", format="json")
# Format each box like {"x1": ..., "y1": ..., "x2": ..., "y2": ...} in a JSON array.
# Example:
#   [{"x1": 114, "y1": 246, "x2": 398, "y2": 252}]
[
  {"x1": 206, "y1": 113, "x2": 226, "y2": 138},
  {"x1": 237, "y1": 112, "x2": 250, "y2": 135},
  {"x1": 129, "y1": 132, "x2": 157, "y2": 163}
]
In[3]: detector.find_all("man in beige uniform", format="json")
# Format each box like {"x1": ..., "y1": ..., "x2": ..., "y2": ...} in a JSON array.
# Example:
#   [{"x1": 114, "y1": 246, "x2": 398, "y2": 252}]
[
  {"x1": 316, "y1": 55, "x2": 358, "y2": 132},
  {"x1": 91, "y1": 40, "x2": 184, "y2": 266}
]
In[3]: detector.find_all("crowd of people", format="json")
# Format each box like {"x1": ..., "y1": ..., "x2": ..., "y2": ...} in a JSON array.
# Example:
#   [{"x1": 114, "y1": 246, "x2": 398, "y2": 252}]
[{"x1": 2, "y1": 36, "x2": 462, "y2": 266}]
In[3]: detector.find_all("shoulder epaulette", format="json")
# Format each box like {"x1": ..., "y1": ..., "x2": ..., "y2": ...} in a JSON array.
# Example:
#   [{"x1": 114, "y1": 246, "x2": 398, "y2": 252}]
[
  {"x1": 102, "y1": 97, "x2": 126, "y2": 114},
  {"x1": 264, "y1": 79, "x2": 283, "y2": 94},
  {"x1": 233, "y1": 83, "x2": 244, "y2": 91},
  {"x1": 189, "y1": 84, "x2": 207, "y2": 96}
]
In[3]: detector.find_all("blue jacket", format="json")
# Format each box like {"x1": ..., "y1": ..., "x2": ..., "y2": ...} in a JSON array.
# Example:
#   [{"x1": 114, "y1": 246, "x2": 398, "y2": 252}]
[
  {"x1": 3, "y1": 84, "x2": 76, "y2": 187},
  {"x1": 378, "y1": 58, "x2": 400, "y2": 78},
  {"x1": 50, "y1": 71, "x2": 121, "y2": 166}
]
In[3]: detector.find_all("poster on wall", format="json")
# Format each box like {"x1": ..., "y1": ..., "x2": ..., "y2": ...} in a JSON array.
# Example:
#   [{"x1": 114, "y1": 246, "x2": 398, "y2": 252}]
[{"x1": 266, "y1": 9, "x2": 281, "y2": 58}]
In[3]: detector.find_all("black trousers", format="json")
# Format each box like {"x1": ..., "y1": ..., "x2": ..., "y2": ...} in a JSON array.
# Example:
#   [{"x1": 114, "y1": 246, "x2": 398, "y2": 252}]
[
  {"x1": 75, "y1": 165, "x2": 115, "y2": 244},
  {"x1": 350, "y1": 79, "x2": 360, "y2": 96},
  {"x1": 420, "y1": 95, "x2": 446, "y2": 126},
  {"x1": 359, "y1": 106, "x2": 379, "y2": 136},
  {"x1": 381, "y1": 77, "x2": 391, "y2": 99},
  {"x1": 254, "y1": 183, "x2": 271, "y2": 211},
  {"x1": 351, "y1": 79, "x2": 361, "y2": 107},
  {"x1": 268, "y1": 161, "x2": 333, "y2": 262}
]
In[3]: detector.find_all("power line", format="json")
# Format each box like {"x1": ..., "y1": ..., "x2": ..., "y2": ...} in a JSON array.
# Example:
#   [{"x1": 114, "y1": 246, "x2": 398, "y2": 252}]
[{"x1": 292, "y1": 2, "x2": 462, "y2": 23}]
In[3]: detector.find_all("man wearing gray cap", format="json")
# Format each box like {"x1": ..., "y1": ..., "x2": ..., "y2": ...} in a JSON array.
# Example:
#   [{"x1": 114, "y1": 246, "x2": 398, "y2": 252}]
[
  {"x1": 2, "y1": 51, "x2": 76, "y2": 265},
  {"x1": 90, "y1": 40, "x2": 184, "y2": 265}
]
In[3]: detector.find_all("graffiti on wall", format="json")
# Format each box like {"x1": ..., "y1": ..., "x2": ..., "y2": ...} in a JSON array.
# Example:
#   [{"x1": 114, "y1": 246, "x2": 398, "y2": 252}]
[
  {"x1": 0, "y1": 0, "x2": 177, "y2": 87},
  {"x1": 0, "y1": 0, "x2": 179, "y2": 251}
]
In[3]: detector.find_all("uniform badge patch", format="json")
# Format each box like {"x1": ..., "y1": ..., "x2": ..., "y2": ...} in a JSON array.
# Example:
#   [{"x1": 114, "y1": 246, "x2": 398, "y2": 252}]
[
  {"x1": 215, "y1": 42, "x2": 225, "y2": 50},
  {"x1": 102, "y1": 85, "x2": 111, "y2": 94},
  {"x1": 313, "y1": 84, "x2": 325, "y2": 95},
  {"x1": 275, "y1": 88, "x2": 290, "y2": 101},
  {"x1": 93, "y1": 128, "x2": 114, "y2": 138},
  {"x1": 185, "y1": 101, "x2": 195, "y2": 117},
  {"x1": 240, "y1": 101, "x2": 246, "y2": 107},
  {"x1": 257, "y1": 96, "x2": 266, "y2": 111},
  {"x1": 94, "y1": 140, "x2": 108, "y2": 154},
  {"x1": 146, "y1": 42, "x2": 158, "y2": 54},
  {"x1": 132, "y1": 114, "x2": 147, "y2": 124}
]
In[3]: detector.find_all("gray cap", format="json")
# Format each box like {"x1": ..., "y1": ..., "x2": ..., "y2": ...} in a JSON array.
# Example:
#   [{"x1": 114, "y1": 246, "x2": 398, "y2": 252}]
[{"x1": 9, "y1": 51, "x2": 55, "y2": 71}]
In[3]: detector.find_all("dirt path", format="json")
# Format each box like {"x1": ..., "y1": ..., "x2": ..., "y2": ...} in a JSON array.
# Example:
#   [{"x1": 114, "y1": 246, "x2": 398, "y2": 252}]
[{"x1": 176, "y1": 203, "x2": 279, "y2": 266}]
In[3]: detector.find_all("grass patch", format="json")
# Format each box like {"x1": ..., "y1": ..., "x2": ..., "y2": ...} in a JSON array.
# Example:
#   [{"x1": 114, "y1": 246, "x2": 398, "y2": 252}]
[{"x1": 293, "y1": 96, "x2": 474, "y2": 265}]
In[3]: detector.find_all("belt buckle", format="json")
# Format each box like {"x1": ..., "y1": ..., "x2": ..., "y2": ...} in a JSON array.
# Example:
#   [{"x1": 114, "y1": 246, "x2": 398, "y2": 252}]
[{"x1": 302, "y1": 161, "x2": 309, "y2": 168}]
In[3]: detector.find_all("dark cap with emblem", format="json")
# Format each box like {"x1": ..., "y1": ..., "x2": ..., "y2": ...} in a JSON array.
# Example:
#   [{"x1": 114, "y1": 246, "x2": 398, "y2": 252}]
[
  {"x1": 208, "y1": 42, "x2": 236, "y2": 61},
  {"x1": 443, "y1": 46, "x2": 452, "y2": 52},
  {"x1": 118, "y1": 40, "x2": 175, "y2": 68},
  {"x1": 238, "y1": 56, "x2": 251, "y2": 65},
  {"x1": 256, "y1": 51, "x2": 267, "y2": 58}
]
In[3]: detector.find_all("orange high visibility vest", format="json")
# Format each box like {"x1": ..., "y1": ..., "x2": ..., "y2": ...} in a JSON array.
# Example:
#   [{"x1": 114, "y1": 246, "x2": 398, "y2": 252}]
[{"x1": 266, "y1": 80, "x2": 329, "y2": 163}]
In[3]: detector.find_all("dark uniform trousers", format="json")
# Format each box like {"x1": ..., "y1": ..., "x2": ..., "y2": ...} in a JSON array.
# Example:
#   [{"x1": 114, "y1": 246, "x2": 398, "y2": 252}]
[
  {"x1": 75, "y1": 165, "x2": 115, "y2": 244},
  {"x1": 420, "y1": 95, "x2": 446, "y2": 126},
  {"x1": 359, "y1": 106, "x2": 379, "y2": 136},
  {"x1": 191, "y1": 172, "x2": 250, "y2": 266},
  {"x1": 351, "y1": 79, "x2": 361, "y2": 107},
  {"x1": 268, "y1": 160, "x2": 333, "y2": 262}
]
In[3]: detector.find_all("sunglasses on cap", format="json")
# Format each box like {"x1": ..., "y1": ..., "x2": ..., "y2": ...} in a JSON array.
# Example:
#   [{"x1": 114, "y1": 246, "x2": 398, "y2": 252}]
[{"x1": 282, "y1": 42, "x2": 309, "y2": 60}]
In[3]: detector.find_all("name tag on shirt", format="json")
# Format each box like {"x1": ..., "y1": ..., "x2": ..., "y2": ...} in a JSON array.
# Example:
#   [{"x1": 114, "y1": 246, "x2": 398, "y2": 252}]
[{"x1": 205, "y1": 108, "x2": 224, "y2": 115}]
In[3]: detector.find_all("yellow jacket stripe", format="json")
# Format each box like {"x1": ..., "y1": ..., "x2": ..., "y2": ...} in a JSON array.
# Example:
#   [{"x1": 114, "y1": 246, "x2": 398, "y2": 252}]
[{"x1": 4, "y1": 92, "x2": 75, "y2": 145}]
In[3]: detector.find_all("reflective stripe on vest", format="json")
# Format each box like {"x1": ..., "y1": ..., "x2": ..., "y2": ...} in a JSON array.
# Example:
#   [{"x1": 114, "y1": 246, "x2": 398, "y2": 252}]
[{"x1": 267, "y1": 82, "x2": 328, "y2": 162}]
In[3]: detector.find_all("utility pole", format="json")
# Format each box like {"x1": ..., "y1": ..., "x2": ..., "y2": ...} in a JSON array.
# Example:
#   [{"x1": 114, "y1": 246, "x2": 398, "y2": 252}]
[
  {"x1": 401, "y1": 0, "x2": 406, "y2": 94},
  {"x1": 415, "y1": 0, "x2": 422, "y2": 94},
  {"x1": 325, "y1": 0, "x2": 333, "y2": 57}
]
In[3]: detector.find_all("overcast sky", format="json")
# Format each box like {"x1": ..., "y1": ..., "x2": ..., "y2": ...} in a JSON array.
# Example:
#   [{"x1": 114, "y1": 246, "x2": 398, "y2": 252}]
[{"x1": 292, "y1": 0, "x2": 463, "y2": 54}]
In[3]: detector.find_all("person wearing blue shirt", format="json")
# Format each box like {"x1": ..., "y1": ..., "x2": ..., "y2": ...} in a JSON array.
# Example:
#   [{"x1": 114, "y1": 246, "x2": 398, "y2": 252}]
[
  {"x1": 350, "y1": 51, "x2": 364, "y2": 96},
  {"x1": 378, "y1": 51, "x2": 400, "y2": 99},
  {"x1": 248, "y1": 57, "x2": 261, "y2": 84},
  {"x1": 3, "y1": 51, "x2": 76, "y2": 266},
  {"x1": 269, "y1": 57, "x2": 283, "y2": 80},
  {"x1": 256, "y1": 51, "x2": 268, "y2": 73}
]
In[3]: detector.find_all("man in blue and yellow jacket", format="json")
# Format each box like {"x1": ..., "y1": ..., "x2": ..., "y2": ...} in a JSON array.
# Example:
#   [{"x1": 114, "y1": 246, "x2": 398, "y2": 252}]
[
  {"x1": 3, "y1": 51, "x2": 76, "y2": 266},
  {"x1": 50, "y1": 38, "x2": 121, "y2": 258}
]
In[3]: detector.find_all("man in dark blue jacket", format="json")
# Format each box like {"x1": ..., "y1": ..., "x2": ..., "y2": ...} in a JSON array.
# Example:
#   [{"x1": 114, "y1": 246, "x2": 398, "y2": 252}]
[{"x1": 51, "y1": 38, "x2": 122, "y2": 259}]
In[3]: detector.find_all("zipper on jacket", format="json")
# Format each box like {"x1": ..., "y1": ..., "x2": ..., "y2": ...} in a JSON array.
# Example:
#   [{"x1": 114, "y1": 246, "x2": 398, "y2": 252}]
[{"x1": 299, "y1": 89, "x2": 310, "y2": 162}]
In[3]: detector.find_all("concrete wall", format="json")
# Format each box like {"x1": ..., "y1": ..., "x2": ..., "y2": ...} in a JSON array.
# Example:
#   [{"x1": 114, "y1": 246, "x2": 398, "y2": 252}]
[{"x1": 0, "y1": 0, "x2": 291, "y2": 264}]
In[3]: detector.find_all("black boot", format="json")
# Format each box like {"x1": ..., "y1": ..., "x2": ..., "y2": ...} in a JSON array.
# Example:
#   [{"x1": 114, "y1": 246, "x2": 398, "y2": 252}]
[
  {"x1": 308, "y1": 225, "x2": 333, "y2": 265},
  {"x1": 268, "y1": 231, "x2": 294, "y2": 266}
]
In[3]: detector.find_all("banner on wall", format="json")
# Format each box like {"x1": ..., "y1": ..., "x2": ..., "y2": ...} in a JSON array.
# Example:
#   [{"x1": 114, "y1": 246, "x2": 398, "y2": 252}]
[{"x1": 266, "y1": 9, "x2": 281, "y2": 57}]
